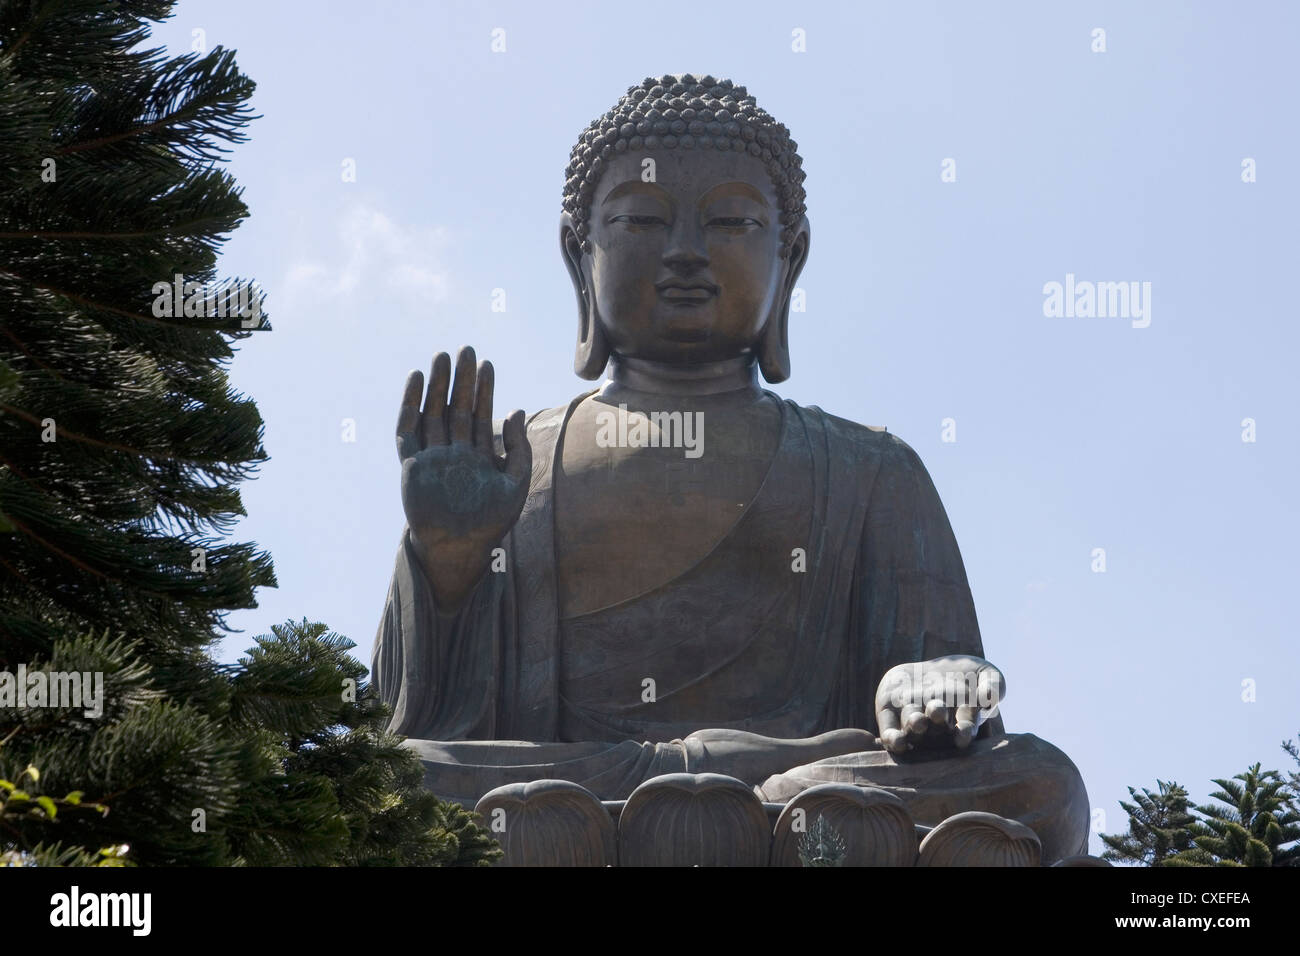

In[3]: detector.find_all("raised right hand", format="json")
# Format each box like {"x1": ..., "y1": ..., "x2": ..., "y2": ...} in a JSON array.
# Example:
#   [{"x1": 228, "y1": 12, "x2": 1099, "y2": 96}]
[{"x1": 396, "y1": 346, "x2": 531, "y2": 610}]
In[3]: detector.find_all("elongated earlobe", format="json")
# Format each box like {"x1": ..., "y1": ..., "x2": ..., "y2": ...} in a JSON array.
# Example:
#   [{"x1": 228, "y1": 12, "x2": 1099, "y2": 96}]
[
  {"x1": 561, "y1": 214, "x2": 610, "y2": 379},
  {"x1": 758, "y1": 300, "x2": 791, "y2": 383},
  {"x1": 759, "y1": 218, "x2": 809, "y2": 383},
  {"x1": 575, "y1": 289, "x2": 610, "y2": 379}
]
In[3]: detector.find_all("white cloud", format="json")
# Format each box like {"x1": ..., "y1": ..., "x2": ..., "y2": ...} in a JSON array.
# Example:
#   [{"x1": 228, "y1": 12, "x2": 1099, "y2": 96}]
[{"x1": 278, "y1": 203, "x2": 450, "y2": 316}]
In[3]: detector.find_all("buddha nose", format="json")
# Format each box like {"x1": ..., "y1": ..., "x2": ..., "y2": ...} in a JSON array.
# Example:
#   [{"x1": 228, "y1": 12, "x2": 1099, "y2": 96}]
[{"x1": 662, "y1": 217, "x2": 709, "y2": 271}]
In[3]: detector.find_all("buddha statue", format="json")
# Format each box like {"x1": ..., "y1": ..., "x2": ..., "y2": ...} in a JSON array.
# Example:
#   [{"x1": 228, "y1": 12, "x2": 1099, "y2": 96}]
[{"x1": 373, "y1": 74, "x2": 1091, "y2": 865}]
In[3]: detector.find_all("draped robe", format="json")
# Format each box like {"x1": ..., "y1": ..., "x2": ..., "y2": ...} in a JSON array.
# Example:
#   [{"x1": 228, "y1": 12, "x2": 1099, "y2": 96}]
[{"x1": 370, "y1": 391, "x2": 1043, "y2": 804}]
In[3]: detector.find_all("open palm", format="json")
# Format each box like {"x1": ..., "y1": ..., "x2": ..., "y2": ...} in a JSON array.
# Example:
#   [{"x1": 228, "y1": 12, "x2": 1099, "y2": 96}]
[{"x1": 396, "y1": 346, "x2": 531, "y2": 607}]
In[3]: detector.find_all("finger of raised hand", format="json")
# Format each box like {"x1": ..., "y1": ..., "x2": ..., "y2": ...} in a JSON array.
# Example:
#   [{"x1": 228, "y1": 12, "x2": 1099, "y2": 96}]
[
  {"x1": 473, "y1": 359, "x2": 494, "y2": 455},
  {"x1": 924, "y1": 697, "x2": 948, "y2": 727},
  {"x1": 503, "y1": 409, "x2": 532, "y2": 484},
  {"x1": 397, "y1": 370, "x2": 424, "y2": 462},
  {"x1": 449, "y1": 346, "x2": 476, "y2": 443},
  {"x1": 420, "y1": 352, "x2": 451, "y2": 447}
]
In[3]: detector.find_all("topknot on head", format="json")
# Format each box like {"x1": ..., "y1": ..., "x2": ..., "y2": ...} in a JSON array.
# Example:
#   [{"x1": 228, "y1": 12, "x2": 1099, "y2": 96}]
[{"x1": 563, "y1": 74, "x2": 807, "y2": 257}]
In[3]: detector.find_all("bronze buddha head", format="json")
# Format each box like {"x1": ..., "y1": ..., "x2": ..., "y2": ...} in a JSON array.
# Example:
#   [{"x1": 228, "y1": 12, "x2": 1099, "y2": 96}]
[{"x1": 559, "y1": 74, "x2": 811, "y2": 384}]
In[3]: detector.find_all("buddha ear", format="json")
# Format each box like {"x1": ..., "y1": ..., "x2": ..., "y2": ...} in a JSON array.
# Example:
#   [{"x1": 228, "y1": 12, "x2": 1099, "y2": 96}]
[
  {"x1": 560, "y1": 214, "x2": 610, "y2": 380},
  {"x1": 759, "y1": 216, "x2": 810, "y2": 384}
]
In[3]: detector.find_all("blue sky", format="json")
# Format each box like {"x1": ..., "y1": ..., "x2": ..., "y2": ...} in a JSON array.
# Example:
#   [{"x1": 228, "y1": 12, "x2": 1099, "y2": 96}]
[{"x1": 149, "y1": 1, "x2": 1299, "y2": 855}]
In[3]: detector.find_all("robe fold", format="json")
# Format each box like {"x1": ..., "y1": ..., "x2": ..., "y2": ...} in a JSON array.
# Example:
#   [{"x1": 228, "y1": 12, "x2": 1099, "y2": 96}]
[{"x1": 372, "y1": 391, "x2": 1008, "y2": 804}]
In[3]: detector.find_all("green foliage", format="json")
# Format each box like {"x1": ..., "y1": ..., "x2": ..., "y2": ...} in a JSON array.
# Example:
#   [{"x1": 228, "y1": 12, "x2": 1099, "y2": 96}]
[
  {"x1": 1, "y1": 0, "x2": 272, "y2": 862},
  {"x1": 2, "y1": 841, "x2": 131, "y2": 868},
  {"x1": 0, "y1": 0, "x2": 274, "y2": 662},
  {"x1": 1165, "y1": 763, "x2": 1300, "y2": 868},
  {"x1": 0, "y1": 763, "x2": 106, "y2": 827},
  {"x1": 1, "y1": 619, "x2": 501, "y2": 866},
  {"x1": 0, "y1": 3, "x2": 497, "y2": 867},
  {"x1": 223, "y1": 619, "x2": 501, "y2": 867},
  {"x1": 1281, "y1": 731, "x2": 1300, "y2": 809},
  {"x1": 1099, "y1": 780, "x2": 1196, "y2": 866}
]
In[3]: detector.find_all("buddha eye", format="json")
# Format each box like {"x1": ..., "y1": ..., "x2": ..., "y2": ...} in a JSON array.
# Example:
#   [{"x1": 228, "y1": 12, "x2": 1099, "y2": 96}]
[
  {"x1": 609, "y1": 214, "x2": 667, "y2": 227},
  {"x1": 707, "y1": 217, "x2": 762, "y2": 229}
]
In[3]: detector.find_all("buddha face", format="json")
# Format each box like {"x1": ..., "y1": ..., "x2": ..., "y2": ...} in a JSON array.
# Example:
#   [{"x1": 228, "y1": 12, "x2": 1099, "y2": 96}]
[{"x1": 563, "y1": 148, "x2": 808, "y2": 367}]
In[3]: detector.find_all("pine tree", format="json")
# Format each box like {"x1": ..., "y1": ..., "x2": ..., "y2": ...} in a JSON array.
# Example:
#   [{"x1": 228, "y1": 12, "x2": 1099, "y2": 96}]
[
  {"x1": 1283, "y1": 733, "x2": 1300, "y2": 865},
  {"x1": 1166, "y1": 764, "x2": 1300, "y2": 867},
  {"x1": 0, "y1": 2, "x2": 498, "y2": 867},
  {"x1": 1099, "y1": 779, "x2": 1196, "y2": 866},
  {"x1": 225, "y1": 619, "x2": 500, "y2": 867},
  {"x1": 1282, "y1": 731, "x2": 1300, "y2": 806},
  {"x1": 1, "y1": 0, "x2": 274, "y2": 866},
  {"x1": 3, "y1": 617, "x2": 502, "y2": 866}
]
